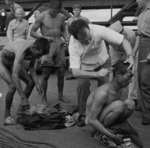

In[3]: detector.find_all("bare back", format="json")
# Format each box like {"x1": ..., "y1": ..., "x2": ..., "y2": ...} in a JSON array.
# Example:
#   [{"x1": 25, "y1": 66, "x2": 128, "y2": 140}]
[
  {"x1": 0, "y1": 40, "x2": 33, "y2": 66},
  {"x1": 39, "y1": 11, "x2": 65, "y2": 37}
]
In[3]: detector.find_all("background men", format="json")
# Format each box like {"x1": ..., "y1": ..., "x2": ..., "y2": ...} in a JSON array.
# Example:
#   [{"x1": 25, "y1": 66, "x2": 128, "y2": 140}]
[
  {"x1": 7, "y1": 8, "x2": 29, "y2": 42},
  {"x1": 109, "y1": 21, "x2": 140, "y2": 104}
]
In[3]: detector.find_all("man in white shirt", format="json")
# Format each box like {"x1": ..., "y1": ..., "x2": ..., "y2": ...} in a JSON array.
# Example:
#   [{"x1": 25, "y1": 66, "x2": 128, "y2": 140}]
[{"x1": 68, "y1": 19, "x2": 134, "y2": 127}]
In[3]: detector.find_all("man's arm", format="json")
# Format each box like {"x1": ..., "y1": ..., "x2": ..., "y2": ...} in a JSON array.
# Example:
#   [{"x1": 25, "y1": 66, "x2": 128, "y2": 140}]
[
  {"x1": 30, "y1": 14, "x2": 44, "y2": 39},
  {"x1": 61, "y1": 16, "x2": 68, "y2": 43},
  {"x1": 121, "y1": 38, "x2": 134, "y2": 69},
  {"x1": 72, "y1": 68, "x2": 110, "y2": 79},
  {"x1": 28, "y1": 57, "x2": 43, "y2": 95},
  {"x1": 132, "y1": 35, "x2": 140, "y2": 57},
  {"x1": 88, "y1": 90, "x2": 115, "y2": 138},
  {"x1": 7, "y1": 21, "x2": 13, "y2": 42}
]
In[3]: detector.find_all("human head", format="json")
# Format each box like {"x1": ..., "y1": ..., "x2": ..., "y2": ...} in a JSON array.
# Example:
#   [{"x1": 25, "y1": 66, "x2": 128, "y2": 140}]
[
  {"x1": 72, "y1": 4, "x2": 81, "y2": 17},
  {"x1": 5, "y1": 0, "x2": 11, "y2": 5},
  {"x1": 69, "y1": 19, "x2": 92, "y2": 45},
  {"x1": 109, "y1": 20, "x2": 124, "y2": 34},
  {"x1": 136, "y1": 0, "x2": 150, "y2": 8},
  {"x1": 15, "y1": 8, "x2": 24, "y2": 21},
  {"x1": 49, "y1": 0, "x2": 62, "y2": 17},
  {"x1": 113, "y1": 61, "x2": 133, "y2": 88},
  {"x1": 31, "y1": 38, "x2": 50, "y2": 58},
  {"x1": 33, "y1": 10, "x2": 40, "y2": 19}
]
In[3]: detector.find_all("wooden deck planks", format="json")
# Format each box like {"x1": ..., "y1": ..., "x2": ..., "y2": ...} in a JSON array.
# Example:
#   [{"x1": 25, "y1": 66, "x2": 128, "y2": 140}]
[{"x1": 0, "y1": 74, "x2": 149, "y2": 148}]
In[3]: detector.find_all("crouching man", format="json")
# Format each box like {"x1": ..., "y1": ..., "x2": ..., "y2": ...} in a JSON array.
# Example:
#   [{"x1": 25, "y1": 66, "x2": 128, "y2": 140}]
[
  {"x1": 85, "y1": 61, "x2": 135, "y2": 145},
  {"x1": 0, "y1": 38, "x2": 50, "y2": 125}
]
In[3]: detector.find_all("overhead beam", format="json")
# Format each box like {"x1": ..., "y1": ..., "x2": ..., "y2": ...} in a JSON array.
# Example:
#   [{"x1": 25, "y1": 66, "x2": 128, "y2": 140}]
[{"x1": 0, "y1": 0, "x2": 135, "y2": 10}]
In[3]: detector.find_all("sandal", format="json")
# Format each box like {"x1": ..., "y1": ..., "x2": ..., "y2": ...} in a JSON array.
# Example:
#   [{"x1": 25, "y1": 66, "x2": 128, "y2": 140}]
[
  {"x1": 76, "y1": 115, "x2": 85, "y2": 127},
  {"x1": 135, "y1": 106, "x2": 142, "y2": 111},
  {"x1": 142, "y1": 117, "x2": 150, "y2": 125},
  {"x1": 4, "y1": 117, "x2": 16, "y2": 125}
]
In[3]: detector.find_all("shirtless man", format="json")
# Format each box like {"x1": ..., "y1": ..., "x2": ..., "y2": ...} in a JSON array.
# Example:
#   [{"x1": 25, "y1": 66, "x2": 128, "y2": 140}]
[
  {"x1": 85, "y1": 61, "x2": 135, "y2": 145},
  {"x1": 31, "y1": 0, "x2": 69, "y2": 105},
  {"x1": 0, "y1": 38, "x2": 50, "y2": 125}
]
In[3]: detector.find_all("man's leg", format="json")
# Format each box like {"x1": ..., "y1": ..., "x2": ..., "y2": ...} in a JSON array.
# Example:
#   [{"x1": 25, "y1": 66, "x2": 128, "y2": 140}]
[
  {"x1": 116, "y1": 99, "x2": 135, "y2": 123},
  {"x1": 86, "y1": 100, "x2": 125, "y2": 134},
  {"x1": 76, "y1": 78, "x2": 90, "y2": 126},
  {"x1": 19, "y1": 67, "x2": 35, "y2": 99},
  {"x1": 40, "y1": 66, "x2": 52, "y2": 105},
  {"x1": 17, "y1": 67, "x2": 35, "y2": 114},
  {"x1": 56, "y1": 66, "x2": 70, "y2": 103},
  {"x1": 0, "y1": 64, "x2": 16, "y2": 121}
]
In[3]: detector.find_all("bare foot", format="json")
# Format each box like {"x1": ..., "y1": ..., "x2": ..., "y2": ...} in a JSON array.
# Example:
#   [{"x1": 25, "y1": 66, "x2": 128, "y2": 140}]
[
  {"x1": 41, "y1": 100, "x2": 50, "y2": 107},
  {"x1": 58, "y1": 96, "x2": 70, "y2": 103}
]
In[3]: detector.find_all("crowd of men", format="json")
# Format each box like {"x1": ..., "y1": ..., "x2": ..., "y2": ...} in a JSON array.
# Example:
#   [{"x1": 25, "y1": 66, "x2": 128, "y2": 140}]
[{"x1": 0, "y1": 0, "x2": 150, "y2": 146}]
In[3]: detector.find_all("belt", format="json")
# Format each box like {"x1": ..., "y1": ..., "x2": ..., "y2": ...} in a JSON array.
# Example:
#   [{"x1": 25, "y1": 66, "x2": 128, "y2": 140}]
[{"x1": 141, "y1": 34, "x2": 150, "y2": 38}]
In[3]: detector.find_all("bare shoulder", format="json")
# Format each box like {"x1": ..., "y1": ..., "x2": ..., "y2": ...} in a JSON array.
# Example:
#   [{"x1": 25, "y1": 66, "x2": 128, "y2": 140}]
[
  {"x1": 94, "y1": 84, "x2": 110, "y2": 102},
  {"x1": 58, "y1": 13, "x2": 65, "y2": 21},
  {"x1": 37, "y1": 11, "x2": 46, "y2": 21}
]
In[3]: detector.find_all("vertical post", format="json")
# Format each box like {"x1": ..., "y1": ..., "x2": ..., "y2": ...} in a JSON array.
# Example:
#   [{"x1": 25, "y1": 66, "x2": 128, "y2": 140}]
[
  {"x1": 10, "y1": 0, "x2": 15, "y2": 14},
  {"x1": 110, "y1": 0, "x2": 113, "y2": 23}
]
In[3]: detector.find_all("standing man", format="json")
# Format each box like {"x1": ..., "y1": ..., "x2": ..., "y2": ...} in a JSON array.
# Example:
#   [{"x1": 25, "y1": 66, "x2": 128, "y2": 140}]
[
  {"x1": 0, "y1": 38, "x2": 50, "y2": 125},
  {"x1": 133, "y1": 0, "x2": 150, "y2": 125},
  {"x1": 66, "y1": 4, "x2": 90, "y2": 39},
  {"x1": 66, "y1": 4, "x2": 91, "y2": 80},
  {"x1": 5, "y1": 0, "x2": 24, "y2": 28},
  {"x1": 109, "y1": 21, "x2": 139, "y2": 103},
  {"x1": 31, "y1": 0, "x2": 69, "y2": 106},
  {"x1": 7, "y1": 8, "x2": 29, "y2": 42},
  {"x1": 68, "y1": 19, "x2": 134, "y2": 127}
]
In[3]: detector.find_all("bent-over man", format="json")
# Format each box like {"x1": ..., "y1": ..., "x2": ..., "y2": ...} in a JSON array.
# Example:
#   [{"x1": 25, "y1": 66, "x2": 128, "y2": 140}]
[{"x1": 0, "y1": 38, "x2": 50, "y2": 125}]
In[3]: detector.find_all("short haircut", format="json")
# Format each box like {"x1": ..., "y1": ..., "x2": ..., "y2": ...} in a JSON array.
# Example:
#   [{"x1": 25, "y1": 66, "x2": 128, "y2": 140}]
[
  {"x1": 112, "y1": 61, "x2": 130, "y2": 76},
  {"x1": 50, "y1": 0, "x2": 62, "y2": 10},
  {"x1": 72, "y1": 4, "x2": 82, "y2": 10},
  {"x1": 68, "y1": 19, "x2": 89, "y2": 40},
  {"x1": 33, "y1": 38, "x2": 50, "y2": 55}
]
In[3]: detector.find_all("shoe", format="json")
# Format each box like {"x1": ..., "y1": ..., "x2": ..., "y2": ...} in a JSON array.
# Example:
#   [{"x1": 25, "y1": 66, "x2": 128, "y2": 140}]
[
  {"x1": 142, "y1": 117, "x2": 150, "y2": 125},
  {"x1": 66, "y1": 74, "x2": 76, "y2": 80},
  {"x1": 4, "y1": 117, "x2": 16, "y2": 125},
  {"x1": 76, "y1": 115, "x2": 85, "y2": 127},
  {"x1": 135, "y1": 106, "x2": 142, "y2": 111}
]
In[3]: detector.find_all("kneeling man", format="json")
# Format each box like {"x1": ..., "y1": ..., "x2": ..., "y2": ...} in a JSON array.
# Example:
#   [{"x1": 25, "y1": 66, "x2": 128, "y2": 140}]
[
  {"x1": 0, "y1": 38, "x2": 50, "y2": 125},
  {"x1": 85, "y1": 61, "x2": 135, "y2": 145}
]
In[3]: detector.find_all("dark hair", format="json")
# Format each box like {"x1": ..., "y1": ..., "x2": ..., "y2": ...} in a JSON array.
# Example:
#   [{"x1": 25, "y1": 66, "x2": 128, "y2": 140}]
[
  {"x1": 112, "y1": 61, "x2": 130, "y2": 76},
  {"x1": 68, "y1": 19, "x2": 89, "y2": 40},
  {"x1": 33, "y1": 38, "x2": 50, "y2": 55},
  {"x1": 50, "y1": 0, "x2": 62, "y2": 10}
]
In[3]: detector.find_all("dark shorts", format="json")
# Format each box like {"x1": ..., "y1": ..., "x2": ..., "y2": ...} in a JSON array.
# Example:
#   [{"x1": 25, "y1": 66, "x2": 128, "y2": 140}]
[{"x1": 41, "y1": 38, "x2": 66, "y2": 68}]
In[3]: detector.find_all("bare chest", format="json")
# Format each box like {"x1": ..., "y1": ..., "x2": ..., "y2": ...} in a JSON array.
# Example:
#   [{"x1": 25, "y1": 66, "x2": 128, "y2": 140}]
[{"x1": 42, "y1": 15, "x2": 63, "y2": 29}]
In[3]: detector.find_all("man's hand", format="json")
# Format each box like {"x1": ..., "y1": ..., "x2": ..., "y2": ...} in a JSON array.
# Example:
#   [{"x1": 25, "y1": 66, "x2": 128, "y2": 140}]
[
  {"x1": 96, "y1": 68, "x2": 110, "y2": 77},
  {"x1": 111, "y1": 134, "x2": 124, "y2": 145},
  {"x1": 36, "y1": 85, "x2": 44, "y2": 96},
  {"x1": 43, "y1": 36, "x2": 57, "y2": 43},
  {"x1": 124, "y1": 55, "x2": 134, "y2": 70},
  {"x1": 146, "y1": 53, "x2": 150, "y2": 63},
  {"x1": 20, "y1": 98, "x2": 30, "y2": 110}
]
